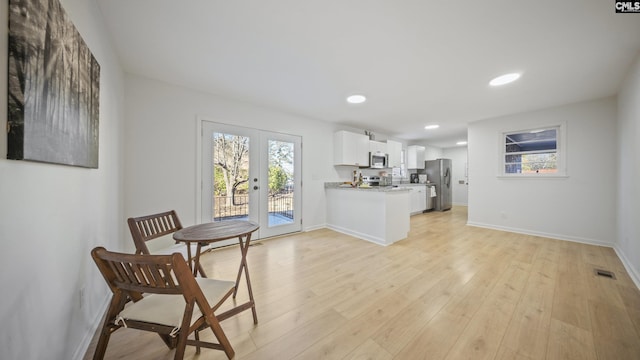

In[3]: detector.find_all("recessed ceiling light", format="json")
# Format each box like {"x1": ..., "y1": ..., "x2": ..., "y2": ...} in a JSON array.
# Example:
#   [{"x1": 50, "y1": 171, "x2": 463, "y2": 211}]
[
  {"x1": 489, "y1": 73, "x2": 521, "y2": 86},
  {"x1": 424, "y1": 125, "x2": 439, "y2": 130},
  {"x1": 456, "y1": 141, "x2": 468, "y2": 145},
  {"x1": 346, "y1": 94, "x2": 366, "y2": 104}
]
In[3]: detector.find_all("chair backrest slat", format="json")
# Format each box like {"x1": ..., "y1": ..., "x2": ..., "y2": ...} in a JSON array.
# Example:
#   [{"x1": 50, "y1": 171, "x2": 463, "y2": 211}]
[
  {"x1": 127, "y1": 210, "x2": 183, "y2": 255},
  {"x1": 140, "y1": 264, "x2": 159, "y2": 287},
  {"x1": 93, "y1": 248, "x2": 192, "y2": 295},
  {"x1": 109, "y1": 261, "x2": 133, "y2": 284}
]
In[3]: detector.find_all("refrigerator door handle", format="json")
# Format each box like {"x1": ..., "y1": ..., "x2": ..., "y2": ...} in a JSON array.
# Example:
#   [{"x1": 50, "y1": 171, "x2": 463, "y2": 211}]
[{"x1": 445, "y1": 168, "x2": 451, "y2": 188}]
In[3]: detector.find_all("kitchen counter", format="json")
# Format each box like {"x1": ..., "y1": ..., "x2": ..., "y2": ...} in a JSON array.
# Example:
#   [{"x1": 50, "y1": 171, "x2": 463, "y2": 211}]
[
  {"x1": 324, "y1": 182, "x2": 412, "y2": 192},
  {"x1": 325, "y1": 184, "x2": 410, "y2": 246}
]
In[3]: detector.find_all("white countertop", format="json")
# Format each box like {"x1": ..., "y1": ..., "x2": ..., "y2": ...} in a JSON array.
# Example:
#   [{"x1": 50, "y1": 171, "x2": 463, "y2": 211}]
[{"x1": 325, "y1": 182, "x2": 412, "y2": 192}]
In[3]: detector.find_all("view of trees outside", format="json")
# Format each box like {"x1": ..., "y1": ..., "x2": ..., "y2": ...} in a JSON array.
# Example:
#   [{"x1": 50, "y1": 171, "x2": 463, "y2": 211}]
[
  {"x1": 521, "y1": 153, "x2": 557, "y2": 173},
  {"x1": 213, "y1": 133, "x2": 249, "y2": 208},
  {"x1": 505, "y1": 152, "x2": 558, "y2": 174},
  {"x1": 268, "y1": 140, "x2": 294, "y2": 195},
  {"x1": 212, "y1": 133, "x2": 294, "y2": 220}
]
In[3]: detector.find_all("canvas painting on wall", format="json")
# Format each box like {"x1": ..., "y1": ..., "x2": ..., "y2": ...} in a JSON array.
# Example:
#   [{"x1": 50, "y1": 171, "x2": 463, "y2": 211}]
[{"x1": 7, "y1": 0, "x2": 101, "y2": 168}]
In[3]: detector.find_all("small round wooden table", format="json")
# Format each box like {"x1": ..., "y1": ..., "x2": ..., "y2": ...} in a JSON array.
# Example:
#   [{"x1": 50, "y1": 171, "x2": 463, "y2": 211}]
[{"x1": 173, "y1": 219, "x2": 260, "y2": 324}]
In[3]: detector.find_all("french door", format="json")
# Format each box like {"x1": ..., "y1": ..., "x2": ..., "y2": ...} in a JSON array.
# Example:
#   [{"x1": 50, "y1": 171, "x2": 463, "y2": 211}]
[{"x1": 200, "y1": 121, "x2": 302, "y2": 244}]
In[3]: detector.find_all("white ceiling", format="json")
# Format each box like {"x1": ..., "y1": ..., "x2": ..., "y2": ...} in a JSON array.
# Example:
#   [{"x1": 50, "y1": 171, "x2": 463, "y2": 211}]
[{"x1": 96, "y1": 0, "x2": 640, "y2": 148}]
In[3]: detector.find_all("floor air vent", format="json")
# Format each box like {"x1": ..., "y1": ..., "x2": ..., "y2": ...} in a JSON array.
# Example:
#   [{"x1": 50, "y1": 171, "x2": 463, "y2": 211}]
[{"x1": 594, "y1": 269, "x2": 616, "y2": 280}]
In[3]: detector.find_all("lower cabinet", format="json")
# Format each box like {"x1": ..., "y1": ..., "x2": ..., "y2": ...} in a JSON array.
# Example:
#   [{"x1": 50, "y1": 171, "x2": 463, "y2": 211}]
[
  {"x1": 326, "y1": 188, "x2": 410, "y2": 245},
  {"x1": 397, "y1": 185, "x2": 427, "y2": 215}
]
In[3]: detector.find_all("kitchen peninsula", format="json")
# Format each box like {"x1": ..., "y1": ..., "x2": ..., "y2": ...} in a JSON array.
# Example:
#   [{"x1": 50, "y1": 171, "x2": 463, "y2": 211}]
[{"x1": 325, "y1": 184, "x2": 410, "y2": 246}]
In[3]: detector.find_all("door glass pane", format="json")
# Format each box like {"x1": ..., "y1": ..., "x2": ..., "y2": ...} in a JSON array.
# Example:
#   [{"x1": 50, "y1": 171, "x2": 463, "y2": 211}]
[
  {"x1": 268, "y1": 140, "x2": 294, "y2": 227},
  {"x1": 202, "y1": 121, "x2": 301, "y2": 239},
  {"x1": 213, "y1": 132, "x2": 250, "y2": 221}
]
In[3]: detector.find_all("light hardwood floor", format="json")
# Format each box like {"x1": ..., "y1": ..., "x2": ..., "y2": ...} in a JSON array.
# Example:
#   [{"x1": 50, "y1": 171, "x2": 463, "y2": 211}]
[{"x1": 84, "y1": 206, "x2": 640, "y2": 359}]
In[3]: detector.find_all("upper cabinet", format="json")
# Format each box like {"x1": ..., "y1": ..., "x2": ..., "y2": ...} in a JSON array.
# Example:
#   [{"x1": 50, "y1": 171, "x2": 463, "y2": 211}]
[
  {"x1": 407, "y1": 145, "x2": 425, "y2": 169},
  {"x1": 369, "y1": 140, "x2": 387, "y2": 154},
  {"x1": 386, "y1": 140, "x2": 402, "y2": 168},
  {"x1": 334, "y1": 130, "x2": 369, "y2": 166},
  {"x1": 334, "y1": 131, "x2": 404, "y2": 168}
]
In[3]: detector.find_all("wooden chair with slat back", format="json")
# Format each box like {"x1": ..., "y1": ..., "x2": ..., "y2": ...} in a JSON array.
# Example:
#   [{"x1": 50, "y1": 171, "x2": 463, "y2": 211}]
[
  {"x1": 127, "y1": 210, "x2": 207, "y2": 277},
  {"x1": 91, "y1": 247, "x2": 236, "y2": 359}
]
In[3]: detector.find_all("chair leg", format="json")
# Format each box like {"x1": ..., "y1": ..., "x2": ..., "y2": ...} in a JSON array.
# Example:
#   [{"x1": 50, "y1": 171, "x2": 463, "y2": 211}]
[
  {"x1": 174, "y1": 300, "x2": 196, "y2": 360},
  {"x1": 92, "y1": 326, "x2": 112, "y2": 360},
  {"x1": 173, "y1": 330, "x2": 189, "y2": 360},
  {"x1": 194, "y1": 330, "x2": 201, "y2": 354},
  {"x1": 205, "y1": 313, "x2": 235, "y2": 359},
  {"x1": 197, "y1": 262, "x2": 207, "y2": 277},
  {"x1": 93, "y1": 294, "x2": 126, "y2": 360}
]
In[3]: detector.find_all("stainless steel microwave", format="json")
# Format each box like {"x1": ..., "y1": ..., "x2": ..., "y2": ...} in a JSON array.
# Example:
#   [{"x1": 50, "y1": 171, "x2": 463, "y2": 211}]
[{"x1": 369, "y1": 152, "x2": 389, "y2": 169}]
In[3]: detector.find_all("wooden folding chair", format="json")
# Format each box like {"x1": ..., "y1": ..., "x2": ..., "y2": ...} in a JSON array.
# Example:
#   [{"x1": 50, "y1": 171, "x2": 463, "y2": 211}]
[
  {"x1": 127, "y1": 210, "x2": 207, "y2": 277},
  {"x1": 91, "y1": 247, "x2": 236, "y2": 359}
]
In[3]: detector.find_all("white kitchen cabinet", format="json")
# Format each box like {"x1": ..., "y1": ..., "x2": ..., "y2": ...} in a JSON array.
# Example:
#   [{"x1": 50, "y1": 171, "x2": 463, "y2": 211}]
[
  {"x1": 369, "y1": 140, "x2": 387, "y2": 154},
  {"x1": 326, "y1": 188, "x2": 410, "y2": 245},
  {"x1": 386, "y1": 140, "x2": 402, "y2": 167},
  {"x1": 410, "y1": 185, "x2": 427, "y2": 214},
  {"x1": 397, "y1": 184, "x2": 427, "y2": 215},
  {"x1": 407, "y1": 145, "x2": 425, "y2": 169},
  {"x1": 334, "y1": 131, "x2": 369, "y2": 166}
]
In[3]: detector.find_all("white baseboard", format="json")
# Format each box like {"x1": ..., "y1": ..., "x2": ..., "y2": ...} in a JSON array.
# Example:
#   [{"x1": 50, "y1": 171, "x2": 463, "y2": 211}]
[
  {"x1": 613, "y1": 245, "x2": 640, "y2": 290},
  {"x1": 466, "y1": 221, "x2": 613, "y2": 247},
  {"x1": 304, "y1": 223, "x2": 326, "y2": 232},
  {"x1": 72, "y1": 295, "x2": 110, "y2": 360},
  {"x1": 325, "y1": 224, "x2": 391, "y2": 246}
]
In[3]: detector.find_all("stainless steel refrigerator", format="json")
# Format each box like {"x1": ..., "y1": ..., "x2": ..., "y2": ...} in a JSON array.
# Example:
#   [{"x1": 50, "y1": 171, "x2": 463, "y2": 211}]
[{"x1": 424, "y1": 159, "x2": 452, "y2": 211}]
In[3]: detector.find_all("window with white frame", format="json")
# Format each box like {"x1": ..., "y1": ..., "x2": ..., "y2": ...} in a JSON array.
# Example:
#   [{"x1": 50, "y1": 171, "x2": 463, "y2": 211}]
[
  {"x1": 392, "y1": 148, "x2": 407, "y2": 179},
  {"x1": 503, "y1": 126, "x2": 563, "y2": 175}
]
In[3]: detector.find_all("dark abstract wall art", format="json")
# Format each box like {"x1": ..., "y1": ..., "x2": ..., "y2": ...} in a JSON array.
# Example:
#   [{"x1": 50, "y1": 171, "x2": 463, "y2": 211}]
[{"x1": 7, "y1": 0, "x2": 100, "y2": 168}]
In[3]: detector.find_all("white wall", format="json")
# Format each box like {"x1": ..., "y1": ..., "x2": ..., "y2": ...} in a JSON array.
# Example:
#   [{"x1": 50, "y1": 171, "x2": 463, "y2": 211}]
[
  {"x1": 0, "y1": 1, "x2": 126, "y2": 359},
  {"x1": 616, "y1": 53, "x2": 640, "y2": 287},
  {"x1": 124, "y1": 75, "x2": 342, "y2": 232},
  {"x1": 423, "y1": 144, "x2": 444, "y2": 161},
  {"x1": 467, "y1": 97, "x2": 617, "y2": 246},
  {"x1": 443, "y1": 146, "x2": 469, "y2": 206}
]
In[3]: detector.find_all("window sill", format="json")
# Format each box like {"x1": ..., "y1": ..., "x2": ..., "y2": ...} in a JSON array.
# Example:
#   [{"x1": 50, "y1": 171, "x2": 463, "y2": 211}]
[{"x1": 497, "y1": 174, "x2": 569, "y2": 179}]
